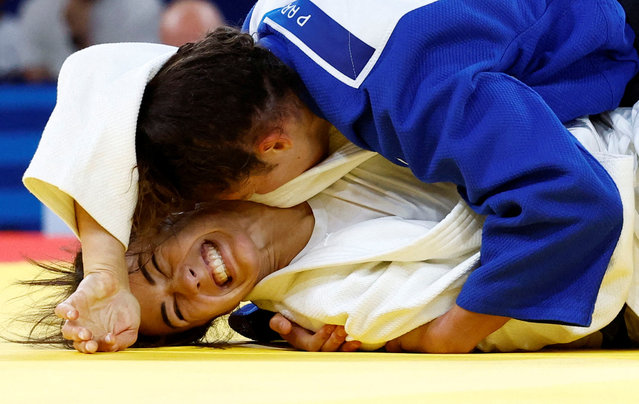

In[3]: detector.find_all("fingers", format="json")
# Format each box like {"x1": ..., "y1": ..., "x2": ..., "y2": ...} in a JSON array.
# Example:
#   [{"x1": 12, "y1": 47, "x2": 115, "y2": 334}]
[
  {"x1": 63, "y1": 321, "x2": 99, "y2": 354},
  {"x1": 61, "y1": 322, "x2": 93, "y2": 342},
  {"x1": 57, "y1": 274, "x2": 119, "y2": 319},
  {"x1": 319, "y1": 326, "x2": 361, "y2": 352},
  {"x1": 270, "y1": 314, "x2": 361, "y2": 353},
  {"x1": 318, "y1": 325, "x2": 347, "y2": 352},
  {"x1": 279, "y1": 322, "x2": 330, "y2": 351},
  {"x1": 269, "y1": 313, "x2": 330, "y2": 351},
  {"x1": 54, "y1": 301, "x2": 79, "y2": 321},
  {"x1": 73, "y1": 339, "x2": 99, "y2": 354},
  {"x1": 54, "y1": 284, "x2": 140, "y2": 354},
  {"x1": 340, "y1": 340, "x2": 361, "y2": 352},
  {"x1": 96, "y1": 333, "x2": 119, "y2": 352},
  {"x1": 67, "y1": 330, "x2": 131, "y2": 354},
  {"x1": 276, "y1": 321, "x2": 360, "y2": 352},
  {"x1": 96, "y1": 328, "x2": 138, "y2": 352},
  {"x1": 62, "y1": 321, "x2": 99, "y2": 354},
  {"x1": 107, "y1": 329, "x2": 138, "y2": 352},
  {"x1": 269, "y1": 313, "x2": 293, "y2": 335},
  {"x1": 54, "y1": 282, "x2": 101, "y2": 322}
]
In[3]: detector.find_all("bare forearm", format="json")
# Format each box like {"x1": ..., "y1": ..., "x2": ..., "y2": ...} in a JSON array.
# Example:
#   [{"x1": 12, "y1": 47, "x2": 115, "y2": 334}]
[
  {"x1": 75, "y1": 202, "x2": 128, "y2": 286},
  {"x1": 427, "y1": 305, "x2": 510, "y2": 352},
  {"x1": 386, "y1": 304, "x2": 510, "y2": 353}
]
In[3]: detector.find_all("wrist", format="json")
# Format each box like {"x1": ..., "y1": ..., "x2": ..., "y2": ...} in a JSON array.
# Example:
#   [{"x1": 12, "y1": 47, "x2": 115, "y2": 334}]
[
  {"x1": 431, "y1": 305, "x2": 510, "y2": 353},
  {"x1": 75, "y1": 202, "x2": 128, "y2": 285}
]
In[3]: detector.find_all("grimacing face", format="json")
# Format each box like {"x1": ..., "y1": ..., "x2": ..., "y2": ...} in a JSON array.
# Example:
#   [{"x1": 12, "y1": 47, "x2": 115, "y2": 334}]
[{"x1": 127, "y1": 203, "x2": 273, "y2": 336}]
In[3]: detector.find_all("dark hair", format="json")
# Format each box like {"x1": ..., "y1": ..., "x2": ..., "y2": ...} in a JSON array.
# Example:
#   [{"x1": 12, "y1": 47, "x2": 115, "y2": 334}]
[
  {"x1": 6, "y1": 250, "x2": 232, "y2": 349},
  {"x1": 134, "y1": 25, "x2": 304, "y2": 237}
]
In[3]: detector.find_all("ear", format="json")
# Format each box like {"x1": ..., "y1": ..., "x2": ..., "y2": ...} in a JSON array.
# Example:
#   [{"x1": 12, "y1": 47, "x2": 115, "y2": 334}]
[{"x1": 256, "y1": 131, "x2": 293, "y2": 157}]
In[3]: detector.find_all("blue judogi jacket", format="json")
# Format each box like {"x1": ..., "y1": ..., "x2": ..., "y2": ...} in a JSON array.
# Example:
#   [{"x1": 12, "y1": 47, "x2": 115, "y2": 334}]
[{"x1": 244, "y1": 0, "x2": 639, "y2": 326}]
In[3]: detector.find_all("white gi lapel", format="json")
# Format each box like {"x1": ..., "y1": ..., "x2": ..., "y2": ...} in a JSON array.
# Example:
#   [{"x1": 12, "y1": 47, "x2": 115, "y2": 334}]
[
  {"x1": 249, "y1": 132, "x2": 376, "y2": 207},
  {"x1": 251, "y1": 201, "x2": 483, "y2": 295}
]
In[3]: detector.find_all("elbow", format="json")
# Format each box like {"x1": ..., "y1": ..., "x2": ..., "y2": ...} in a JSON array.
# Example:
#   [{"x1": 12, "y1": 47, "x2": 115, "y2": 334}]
[{"x1": 590, "y1": 182, "x2": 623, "y2": 233}]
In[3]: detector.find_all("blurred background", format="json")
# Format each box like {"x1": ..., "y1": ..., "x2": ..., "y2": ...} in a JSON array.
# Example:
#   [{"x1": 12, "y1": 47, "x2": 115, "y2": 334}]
[{"x1": 0, "y1": 0, "x2": 254, "y2": 236}]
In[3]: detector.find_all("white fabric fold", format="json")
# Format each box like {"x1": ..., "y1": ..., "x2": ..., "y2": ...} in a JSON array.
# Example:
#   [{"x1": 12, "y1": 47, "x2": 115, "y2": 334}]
[
  {"x1": 23, "y1": 43, "x2": 177, "y2": 246},
  {"x1": 249, "y1": 200, "x2": 484, "y2": 350}
]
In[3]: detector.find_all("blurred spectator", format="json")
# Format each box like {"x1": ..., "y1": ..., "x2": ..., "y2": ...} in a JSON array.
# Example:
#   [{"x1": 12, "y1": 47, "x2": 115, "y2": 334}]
[
  {"x1": 0, "y1": 0, "x2": 24, "y2": 80},
  {"x1": 18, "y1": 0, "x2": 163, "y2": 82},
  {"x1": 160, "y1": 0, "x2": 224, "y2": 46}
]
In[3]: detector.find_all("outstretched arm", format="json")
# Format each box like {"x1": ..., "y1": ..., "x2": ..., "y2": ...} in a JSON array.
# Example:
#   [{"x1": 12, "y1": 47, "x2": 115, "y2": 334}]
[
  {"x1": 269, "y1": 306, "x2": 507, "y2": 354},
  {"x1": 385, "y1": 305, "x2": 510, "y2": 353},
  {"x1": 54, "y1": 203, "x2": 140, "y2": 353}
]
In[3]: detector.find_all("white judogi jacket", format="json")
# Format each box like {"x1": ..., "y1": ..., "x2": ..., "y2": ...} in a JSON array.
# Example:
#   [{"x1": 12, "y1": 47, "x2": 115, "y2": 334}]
[
  {"x1": 250, "y1": 153, "x2": 484, "y2": 350},
  {"x1": 248, "y1": 121, "x2": 637, "y2": 352}
]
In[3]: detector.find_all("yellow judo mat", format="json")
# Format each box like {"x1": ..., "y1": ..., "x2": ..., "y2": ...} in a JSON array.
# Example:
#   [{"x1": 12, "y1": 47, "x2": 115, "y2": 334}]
[{"x1": 2, "y1": 261, "x2": 639, "y2": 404}]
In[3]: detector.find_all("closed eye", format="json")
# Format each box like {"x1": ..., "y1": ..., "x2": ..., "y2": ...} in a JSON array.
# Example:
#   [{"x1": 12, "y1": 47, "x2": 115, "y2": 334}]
[
  {"x1": 161, "y1": 302, "x2": 178, "y2": 329},
  {"x1": 137, "y1": 255, "x2": 155, "y2": 285},
  {"x1": 174, "y1": 296, "x2": 185, "y2": 321},
  {"x1": 151, "y1": 254, "x2": 167, "y2": 278}
]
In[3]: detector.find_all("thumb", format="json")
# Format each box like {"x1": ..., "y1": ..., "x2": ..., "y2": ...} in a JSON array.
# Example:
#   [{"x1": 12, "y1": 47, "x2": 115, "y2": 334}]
[
  {"x1": 269, "y1": 313, "x2": 292, "y2": 335},
  {"x1": 102, "y1": 328, "x2": 139, "y2": 352},
  {"x1": 54, "y1": 299, "x2": 79, "y2": 320}
]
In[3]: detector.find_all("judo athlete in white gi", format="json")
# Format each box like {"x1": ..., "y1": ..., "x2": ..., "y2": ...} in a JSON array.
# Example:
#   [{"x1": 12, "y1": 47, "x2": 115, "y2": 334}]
[
  {"x1": 22, "y1": 0, "x2": 639, "y2": 352},
  {"x1": 125, "y1": 127, "x2": 636, "y2": 352}
]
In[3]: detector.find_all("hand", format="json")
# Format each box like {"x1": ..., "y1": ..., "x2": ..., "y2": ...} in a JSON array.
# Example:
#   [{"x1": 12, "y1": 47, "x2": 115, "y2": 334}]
[
  {"x1": 55, "y1": 271, "x2": 141, "y2": 353},
  {"x1": 386, "y1": 305, "x2": 510, "y2": 353},
  {"x1": 64, "y1": 202, "x2": 139, "y2": 353},
  {"x1": 269, "y1": 313, "x2": 361, "y2": 352}
]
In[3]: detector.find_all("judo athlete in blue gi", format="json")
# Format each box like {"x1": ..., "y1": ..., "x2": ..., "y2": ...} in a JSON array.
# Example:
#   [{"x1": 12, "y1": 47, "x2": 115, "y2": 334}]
[
  {"x1": 25, "y1": 0, "x2": 639, "y2": 353},
  {"x1": 237, "y1": 0, "x2": 639, "y2": 352}
]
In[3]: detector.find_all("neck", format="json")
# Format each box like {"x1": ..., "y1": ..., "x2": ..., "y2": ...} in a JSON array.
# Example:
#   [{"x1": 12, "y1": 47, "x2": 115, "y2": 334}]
[{"x1": 245, "y1": 202, "x2": 314, "y2": 282}]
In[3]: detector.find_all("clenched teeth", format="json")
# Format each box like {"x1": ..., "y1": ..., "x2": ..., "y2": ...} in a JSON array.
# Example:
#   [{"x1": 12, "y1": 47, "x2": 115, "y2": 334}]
[{"x1": 203, "y1": 242, "x2": 229, "y2": 286}]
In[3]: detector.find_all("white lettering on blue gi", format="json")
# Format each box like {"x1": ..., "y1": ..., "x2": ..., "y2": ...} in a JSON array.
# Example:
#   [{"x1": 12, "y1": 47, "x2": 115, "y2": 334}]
[{"x1": 280, "y1": 3, "x2": 311, "y2": 27}]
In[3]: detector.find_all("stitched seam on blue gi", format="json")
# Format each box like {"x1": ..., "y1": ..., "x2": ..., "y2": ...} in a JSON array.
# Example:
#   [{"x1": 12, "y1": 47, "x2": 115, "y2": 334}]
[{"x1": 496, "y1": 1, "x2": 572, "y2": 70}]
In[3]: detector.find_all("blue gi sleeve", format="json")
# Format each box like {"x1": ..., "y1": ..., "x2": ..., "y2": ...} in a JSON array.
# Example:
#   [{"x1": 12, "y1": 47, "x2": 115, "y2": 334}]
[{"x1": 401, "y1": 71, "x2": 623, "y2": 326}]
